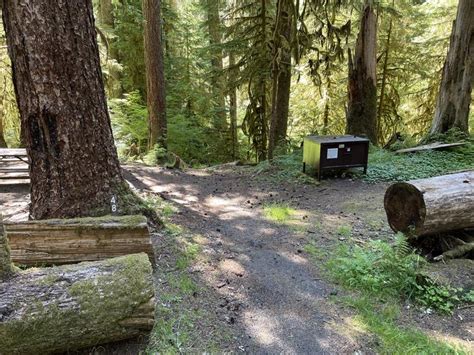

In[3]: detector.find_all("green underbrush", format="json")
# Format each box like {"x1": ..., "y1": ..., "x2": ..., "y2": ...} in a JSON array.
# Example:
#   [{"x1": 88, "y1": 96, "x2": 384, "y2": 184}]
[
  {"x1": 322, "y1": 236, "x2": 472, "y2": 353},
  {"x1": 363, "y1": 141, "x2": 474, "y2": 183},
  {"x1": 255, "y1": 136, "x2": 473, "y2": 184}
]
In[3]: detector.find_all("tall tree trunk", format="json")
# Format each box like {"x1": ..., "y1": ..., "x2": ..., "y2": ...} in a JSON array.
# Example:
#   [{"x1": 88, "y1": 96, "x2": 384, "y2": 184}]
[
  {"x1": 98, "y1": 0, "x2": 115, "y2": 28},
  {"x1": 0, "y1": 87, "x2": 7, "y2": 147},
  {"x1": 143, "y1": 0, "x2": 167, "y2": 150},
  {"x1": 346, "y1": 2, "x2": 378, "y2": 144},
  {"x1": 268, "y1": 0, "x2": 293, "y2": 160},
  {"x1": 2, "y1": 0, "x2": 139, "y2": 220},
  {"x1": 206, "y1": 0, "x2": 228, "y2": 156},
  {"x1": 258, "y1": 0, "x2": 268, "y2": 162},
  {"x1": 229, "y1": 52, "x2": 238, "y2": 160},
  {"x1": 98, "y1": 0, "x2": 123, "y2": 98},
  {"x1": 430, "y1": 0, "x2": 473, "y2": 135},
  {"x1": 377, "y1": 4, "x2": 393, "y2": 141}
]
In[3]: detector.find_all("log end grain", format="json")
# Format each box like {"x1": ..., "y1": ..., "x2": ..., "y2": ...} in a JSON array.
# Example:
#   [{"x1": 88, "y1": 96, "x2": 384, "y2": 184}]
[{"x1": 384, "y1": 182, "x2": 426, "y2": 236}]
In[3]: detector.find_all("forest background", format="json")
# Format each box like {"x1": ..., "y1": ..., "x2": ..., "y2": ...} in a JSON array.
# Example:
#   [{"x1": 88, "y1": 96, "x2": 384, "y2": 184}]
[{"x1": 0, "y1": 0, "x2": 471, "y2": 165}]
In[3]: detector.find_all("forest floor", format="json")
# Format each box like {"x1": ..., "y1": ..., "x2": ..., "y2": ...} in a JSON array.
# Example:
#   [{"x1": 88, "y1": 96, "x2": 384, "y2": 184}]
[{"x1": 1, "y1": 163, "x2": 472, "y2": 353}]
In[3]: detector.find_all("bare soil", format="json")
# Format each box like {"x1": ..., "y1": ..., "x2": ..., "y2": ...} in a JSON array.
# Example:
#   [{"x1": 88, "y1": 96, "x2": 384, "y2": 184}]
[{"x1": 1, "y1": 163, "x2": 472, "y2": 354}]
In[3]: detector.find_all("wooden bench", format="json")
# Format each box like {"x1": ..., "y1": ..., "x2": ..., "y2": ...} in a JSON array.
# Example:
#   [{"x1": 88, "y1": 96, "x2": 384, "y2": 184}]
[
  {"x1": 0, "y1": 148, "x2": 29, "y2": 183},
  {"x1": 4, "y1": 215, "x2": 154, "y2": 266}
]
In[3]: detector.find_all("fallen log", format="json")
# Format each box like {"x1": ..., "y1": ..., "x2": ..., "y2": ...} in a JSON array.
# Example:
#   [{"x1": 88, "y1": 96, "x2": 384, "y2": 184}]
[
  {"x1": 0, "y1": 252, "x2": 155, "y2": 353},
  {"x1": 5, "y1": 215, "x2": 153, "y2": 266},
  {"x1": 384, "y1": 171, "x2": 474, "y2": 237},
  {"x1": 394, "y1": 141, "x2": 466, "y2": 154}
]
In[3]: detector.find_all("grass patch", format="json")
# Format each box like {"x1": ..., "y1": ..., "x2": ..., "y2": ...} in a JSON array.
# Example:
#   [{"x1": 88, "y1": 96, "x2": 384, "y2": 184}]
[
  {"x1": 322, "y1": 235, "x2": 472, "y2": 353},
  {"x1": 263, "y1": 203, "x2": 296, "y2": 223},
  {"x1": 147, "y1": 224, "x2": 228, "y2": 353},
  {"x1": 343, "y1": 296, "x2": 466, "y2": 354},
  {"x1": 336, "y1": 225, "x2": 352, "y2": 238}
]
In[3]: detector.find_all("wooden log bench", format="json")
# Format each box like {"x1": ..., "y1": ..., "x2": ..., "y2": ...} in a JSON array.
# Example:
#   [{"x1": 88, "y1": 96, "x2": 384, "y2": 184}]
[
  {"x1": 0, "y1": 223, "x2": 156, "y2": 354},
  {"x1": 4, "y1": 215, "x2": 154, "y2": 266}
]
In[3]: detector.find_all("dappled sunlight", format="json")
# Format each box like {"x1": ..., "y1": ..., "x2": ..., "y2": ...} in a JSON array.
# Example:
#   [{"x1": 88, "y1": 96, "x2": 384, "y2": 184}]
[
  {"x1": 242, "y1": 310, "x2": 285, "y2": 348},
  {"x1": 427, "y1": 330, "x2": 474, "y2": 351},
  {"x1": 278, "y1": 250, "x2": 308, "y2": 265}
]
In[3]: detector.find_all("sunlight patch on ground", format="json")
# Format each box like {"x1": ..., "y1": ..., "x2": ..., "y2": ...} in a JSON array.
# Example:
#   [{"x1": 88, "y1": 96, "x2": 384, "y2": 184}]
[
  {"x1": 427, "y1": 330, "x2": 474, "y2": 352},
  {"x1": 219, "y1": 259, "x2": 245, "y2": 277},
  {"x1": 243, "y1": 310, "x2": 284, "y2": 348},
  {"x1": 278, "y1": 251, "x2": 308, "y2": 265},
  {"x1": 327, "y1": 316, "x2": 369, "y2": 344}
]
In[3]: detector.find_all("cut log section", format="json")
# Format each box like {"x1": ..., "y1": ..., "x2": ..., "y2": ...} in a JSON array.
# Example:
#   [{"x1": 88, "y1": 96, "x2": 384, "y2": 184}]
[
  {"x1": 5, "y1": 215, "x2": 154, "y2": 266},
  {"x1": 0, "y1": 253, "x2": 155, "y2": 354},
  {"x1": 384, "y1": 171, "x2": 474, "y2": 237}
]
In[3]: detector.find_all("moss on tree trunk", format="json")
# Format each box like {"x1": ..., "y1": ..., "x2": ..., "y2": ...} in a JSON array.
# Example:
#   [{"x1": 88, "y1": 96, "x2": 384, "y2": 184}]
[{"x1": 0, "y1": 253, "x2": 155, "y2": 353}]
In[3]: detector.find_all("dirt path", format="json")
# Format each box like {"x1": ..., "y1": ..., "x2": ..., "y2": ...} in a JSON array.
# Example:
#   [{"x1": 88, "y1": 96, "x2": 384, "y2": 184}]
[
  {"x1": 124, "y1": 164, "x2": 390, "y2": 353},
  {"x1": 1, "y1": 164, "x2": 471, "y2": 353}
]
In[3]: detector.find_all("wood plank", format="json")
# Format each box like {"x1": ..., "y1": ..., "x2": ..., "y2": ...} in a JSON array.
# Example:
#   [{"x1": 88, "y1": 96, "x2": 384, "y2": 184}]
[
  {"x1": 395, "y1": 142, "x2": 466, "y2": 154},
  {"x1": 0, "y1": 148, "x2": 27, "y2": 157},
  {"x1": 5, "y1": 215, "x2": 154, "y2": 265}
]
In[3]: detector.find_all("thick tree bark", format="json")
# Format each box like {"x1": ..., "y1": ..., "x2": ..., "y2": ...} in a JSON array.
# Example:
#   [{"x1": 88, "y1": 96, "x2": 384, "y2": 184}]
[
  {"x1": 5, "y1": 215, "x2": 153, "y2": 266},
  {"x1": 0, "y1": 253, "x2": 155, "y2": 353},
  {"x1": 229, "y1": 52, "x2": 238, "y2": 160},
  {"x1": 384, "y1": 171, "x2": 474, "y2": 237},
  {"x1": 2, "y1": 0, "x2": 137, "y2": 220},
  {"x1": 430, "y1": 0, "x2": 474, "y2": 134},
  {"x1": 143, "y1": 0, "x2": 167, "y2": 149},
  {"x1": 269, "y1": 0, "x2": 293, "y2": 160},
  {"x1": 346, "y1": 3, "x2": 378, "y2": 144}
]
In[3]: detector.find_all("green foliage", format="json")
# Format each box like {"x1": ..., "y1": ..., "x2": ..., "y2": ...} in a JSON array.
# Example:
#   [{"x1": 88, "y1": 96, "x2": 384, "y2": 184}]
[
  {"x1": 422, "y1": 127, "x2": 470, "y2": 144},
  {"x1": 415, "y1": 280, "x2": 461, "y2": 315},
  {"x1": 336, "y1": 225, "x2": 352, "y2": 237},
  {"x1": 111, "y1": 0, "x2": 146, "y2": 95},
  {"x1": 363, "y1": 142, "x2": 474, "y2": 183},
  {"x1": 344, "y1": 296, "x2": 466, "y2": 354},
  {"x1": 109, "y1": 91, "x2": 148, "y2": 158},
  {"x1": 254, "y1": 149, "x2": 316, "y2": 183},
  {"x1": 263, "y1": 203, "x2": 295, "y2": 223},
  {"x1": 327, "y1": 235, "x2": 468, "y2": 314}
]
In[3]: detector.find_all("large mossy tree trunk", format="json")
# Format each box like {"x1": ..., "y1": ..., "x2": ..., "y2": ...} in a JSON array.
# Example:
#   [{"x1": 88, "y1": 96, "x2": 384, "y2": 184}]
[
  {"x1": 346, "y1": 2, "x2": 378, "y2": 144},
  {"x1": 268, "y1": 0, "x2": 293, "y2": 160},
  {"x1": 430, "y1": 0, "x2": 474, "y2": 135},
  {"x1": 2, "y1": 0, "x2": 141, "y2": 220},
  {"x1": 143, "y1": 0, "x2": 167, "y2": 150}
]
